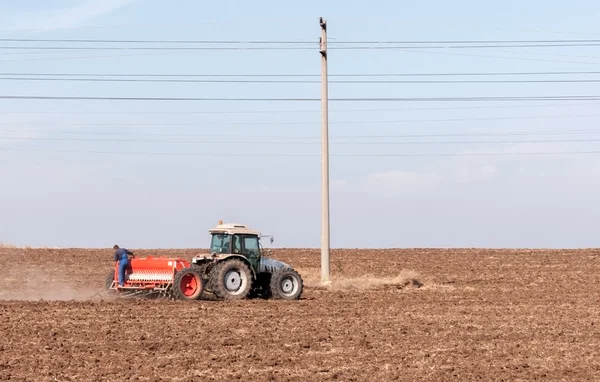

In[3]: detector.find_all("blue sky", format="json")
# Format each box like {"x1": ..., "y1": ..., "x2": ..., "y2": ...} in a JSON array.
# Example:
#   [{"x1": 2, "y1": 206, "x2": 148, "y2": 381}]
[{"x1": 1, "y1": 0, "x2": 600, "y2": 248}]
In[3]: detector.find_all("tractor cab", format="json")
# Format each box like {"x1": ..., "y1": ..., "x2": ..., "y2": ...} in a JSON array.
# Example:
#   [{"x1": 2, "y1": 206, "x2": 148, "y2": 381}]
[
  {"x1": 209, "y1": 223, "x2": 263, "y2": 254},
  {"x1": 205, "y1": 222, "x2": 273, "y2": 273}
]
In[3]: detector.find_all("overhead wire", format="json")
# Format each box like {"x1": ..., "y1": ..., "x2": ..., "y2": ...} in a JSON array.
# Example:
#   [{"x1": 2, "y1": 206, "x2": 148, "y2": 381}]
[
  {"x1": 1, "y1": 102, "x2": 597, "y2": 115},
  {"x1": 2, "y1": 135, "x2": 600, "y2": 145},
  {"x1": 331, "y1": 39, "x2": 600, "y2": 44},
  {"x1": 0, "y1": 38, "x2": 318, "y2": 44},
  {"x1": 3, "y1": 38, "x2": 600, "y2": 44},
  {"x1": 1, "y1": 46, "x2": 598, "y2": 66},
  {"x1": 0, "y1": 46, "x2": 315, "y2": 51},
  {"x1": 488, "y1": 48, "x2": 600, "y2": 61},
  {"x1": 2, "y1": 43, "x2": 600, "y2": 51},
  {"x1": 1, "y1": 32, "x2": 599, "y2": 161},
  {"x1": 2, "y1": 71, "x2": 600, "y2": 77},
  {"x1": 2, "y1": 95, "x2": 600, "y2": 102},
  {"x1": 2, "y1": 127, "x2": 600, "y2": 139},
  {"x1": 329, "y1": 43, "x2": 600, "y2": 49},
  {"x1": 391, "y1": 47, "x2": 600, "y2": 66},
  {"x1": 4, "y1": 76, "x2": 600, "y2": 84},
  {"x1": 2, "y1": 112, "x2": 600, "y2": 126},
  {"x1": 2, "y1": 147, "x2": 600, "y2": 158},
  {"x1": 1, "y1": 38, "x2": 599, "y2": 159}
]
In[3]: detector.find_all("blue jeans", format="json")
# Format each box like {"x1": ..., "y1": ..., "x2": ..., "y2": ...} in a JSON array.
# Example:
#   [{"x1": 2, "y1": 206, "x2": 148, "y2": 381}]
[{"x1": 118, "y1": 259, "x2": 129, "y2": 286}]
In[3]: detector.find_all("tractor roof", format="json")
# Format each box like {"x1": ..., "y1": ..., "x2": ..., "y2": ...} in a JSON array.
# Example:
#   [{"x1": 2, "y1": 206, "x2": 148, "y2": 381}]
[{"x1": 209, "y1": 223, "x2": 261, "y2": 236}]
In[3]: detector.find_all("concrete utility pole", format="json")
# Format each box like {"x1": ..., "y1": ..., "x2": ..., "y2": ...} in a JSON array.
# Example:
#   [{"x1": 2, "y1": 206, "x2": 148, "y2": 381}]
[{"x1": 319, "y1": 17, "x2": 331, "y2": 285}]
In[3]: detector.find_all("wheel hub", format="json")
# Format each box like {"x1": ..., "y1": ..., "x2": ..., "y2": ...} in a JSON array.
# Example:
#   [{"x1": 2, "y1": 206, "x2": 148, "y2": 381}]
[
  {"x1": 281, "y1": 276, "x2": 296, "y2": 295},
  {"x1": 225, "y1": 270, "x2": 242, "y2": 292},
  {"x1": 180, "y1": 274, "x2": 199, "y2": 297}
]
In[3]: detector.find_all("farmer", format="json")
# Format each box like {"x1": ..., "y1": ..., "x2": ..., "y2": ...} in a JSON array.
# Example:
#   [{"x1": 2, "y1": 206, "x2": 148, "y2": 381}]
[{"x1": 113, "y1": 245, "x2": 134, "y2": 287}]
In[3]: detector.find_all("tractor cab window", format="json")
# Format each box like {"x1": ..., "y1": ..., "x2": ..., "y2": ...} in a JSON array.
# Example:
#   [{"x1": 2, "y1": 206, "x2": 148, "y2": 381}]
[
  {"x1": 232, "y1": 235, "x2": 242, "y2": 254},
  {"x1": 242, "y1": 235, "x2": 260, "y2": 257},
  {"x1": 210, "y1": 234, "x2": 231, "y2": 254}
]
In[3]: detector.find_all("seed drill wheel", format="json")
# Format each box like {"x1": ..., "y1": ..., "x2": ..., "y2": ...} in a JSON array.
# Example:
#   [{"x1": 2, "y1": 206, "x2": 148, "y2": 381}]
[
  {"x1": 210, "y1": 259, "x2": 252, "y2": 300},
  {"x1": 173, "y1": 267, "x2": 204, "y2": 301},
  {"x1": 270, "y1": 268, "x2": 303, "y2": 300}
]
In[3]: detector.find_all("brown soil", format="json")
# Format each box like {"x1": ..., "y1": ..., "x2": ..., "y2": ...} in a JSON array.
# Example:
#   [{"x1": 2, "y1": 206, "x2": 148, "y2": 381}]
[{"x1": 1, "y1": 247, "x2": 600, "y2": 381}]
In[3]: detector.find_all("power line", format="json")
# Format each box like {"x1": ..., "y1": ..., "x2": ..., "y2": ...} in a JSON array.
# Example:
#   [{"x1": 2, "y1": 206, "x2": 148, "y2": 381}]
[
  {"x1": 332, "y1": 129, "x2": 600, "y2": 139},
  {"x1": 2, "y1": 135, "x2": 600, "y2": 145},
  {"x1": 4, "y1": 38, "x2": 600, "y2": 44},
  {"x1": 0, "y1": 39, "x2": 317, "y2": 44},
  {"x1": 335, "y1": 129, "x2": 600, "y2": 139},
  {"x1": 333, "y1": 39, "x2": 600, "y2": 44},
  {"x1": 2, "y1": 71, "x2": 600, "y2": 77},
  {"x1": 2, "y1": 147, "x2": 600, "y2": 158},
  {"x1": 5, "y1": 76, "x2": 600, "y2": 84},
  {"x1": 2, "y1": 43, "x2": 600, "y2": 51},
  {"x1": 494, "y1": 48, "x2": 600, "y2": 61},
  {"x1": 326, "y1": 113, "x2": 600, "y2": 124},
  {"x1": 2, "y1": 112, "x2": 600, "y2": 126},
  {"x1": 397, "y1": 47, "x2": 600, "y2": 66},
  {"x1": 332, "y1": 96, "x2": 600, "y2": 102},
  {"x1": 0, "y1": 48, "x2": 596, "y2": 66},
  {"x1": 347, "y1": 71, "x2": 600, "y2": 77},
  {"x1": 0, "y1": 77, "x2": 314, "y2": 84},
  {"x1": 1, "y1": 102, "x2": 597, "y2": 115},
  {"x1": 0, "y1": 46, "x2": 314, "y2": 51},
  {"x1": 2, "y1": 95, "x2": 600, "y2": 102},
  {"x1": 2, "y1": 128, "x2": 597, "y2": 139},
  {"x1": 2, "y1": 45, "x2": 600, "y2": 66},
  {"x1": 0, "y1": 95, "x2": 321, "y2": 102},
  {"x1": 330, "y1": 43, "x2": 600, "y2": 49}
]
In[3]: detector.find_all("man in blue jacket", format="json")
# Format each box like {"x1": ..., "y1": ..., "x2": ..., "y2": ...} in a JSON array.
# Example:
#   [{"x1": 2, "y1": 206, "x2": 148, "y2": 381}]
[{"x1": 113, "y1": 245, "x2": 134, "y2": 287}]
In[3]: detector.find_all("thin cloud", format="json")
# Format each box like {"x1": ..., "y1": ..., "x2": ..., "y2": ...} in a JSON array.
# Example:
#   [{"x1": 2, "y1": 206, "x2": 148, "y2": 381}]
[{"x1": 8, "y1": 0, "x2": 142, "y2": 32}]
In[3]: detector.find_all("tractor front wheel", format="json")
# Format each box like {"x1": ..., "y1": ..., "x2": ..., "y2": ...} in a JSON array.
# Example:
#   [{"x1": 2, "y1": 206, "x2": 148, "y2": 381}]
[
  {"x1": 210, "y1": 259, "x2": 253, "y2": 300},
  {"x1": 173, "y1": 268, "x2": 204, "y2": 301},
  {"x1": 270, "y1": 268, "x2": 303, "y2": 300}
]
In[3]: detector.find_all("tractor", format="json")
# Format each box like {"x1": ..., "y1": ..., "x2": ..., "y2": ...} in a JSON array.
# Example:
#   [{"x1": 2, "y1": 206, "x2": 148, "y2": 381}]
[
  {"x1": 104, "y1": 222, "x2": 303, "y2": 301},
  {"x1": 190, "y1": 222, "x2": 303, "y2": 301}
]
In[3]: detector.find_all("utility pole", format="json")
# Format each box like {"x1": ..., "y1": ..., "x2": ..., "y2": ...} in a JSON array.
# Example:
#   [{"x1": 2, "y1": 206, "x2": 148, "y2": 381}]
[{"x1": 319, "y1": 17, "x2": 331, "y2": 285}]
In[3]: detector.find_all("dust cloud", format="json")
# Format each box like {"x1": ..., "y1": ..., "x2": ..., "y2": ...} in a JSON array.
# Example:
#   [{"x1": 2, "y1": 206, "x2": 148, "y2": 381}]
[
  {"x1": 0, "y1": 265, "x2": 102, "y2": 301},
  {"x1": 297, "y1": 268, "x2": 424, "y2": 291}
]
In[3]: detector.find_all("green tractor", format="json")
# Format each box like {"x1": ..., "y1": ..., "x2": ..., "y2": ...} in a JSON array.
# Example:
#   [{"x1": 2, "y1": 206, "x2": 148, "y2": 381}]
[{"x1": 190, "y1": 222, "x2": 303, "y2": 301}]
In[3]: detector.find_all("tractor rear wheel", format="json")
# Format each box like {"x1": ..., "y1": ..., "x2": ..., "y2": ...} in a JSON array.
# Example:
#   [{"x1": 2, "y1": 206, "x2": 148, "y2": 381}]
[
  {"x1": 173, "y1": 268, "x2": 204, "y2": 301},
  {"x1": 270, "y1": 268, "x2": 303, "y2": 300},
  {"x1": 210, "y1": 259, "x2": 252, "y2": 300}
]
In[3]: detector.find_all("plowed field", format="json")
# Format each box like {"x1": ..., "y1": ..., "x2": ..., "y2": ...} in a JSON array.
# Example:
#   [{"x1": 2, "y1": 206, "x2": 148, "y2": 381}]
[{"x1": 1, "y1": 248, "x2": 600, "y2": 381}]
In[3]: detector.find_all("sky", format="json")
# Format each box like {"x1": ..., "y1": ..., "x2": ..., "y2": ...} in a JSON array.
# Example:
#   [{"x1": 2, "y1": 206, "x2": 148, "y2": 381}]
[{"x1": 1, "y1": 0, "x2": 600, "y2": 248}]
